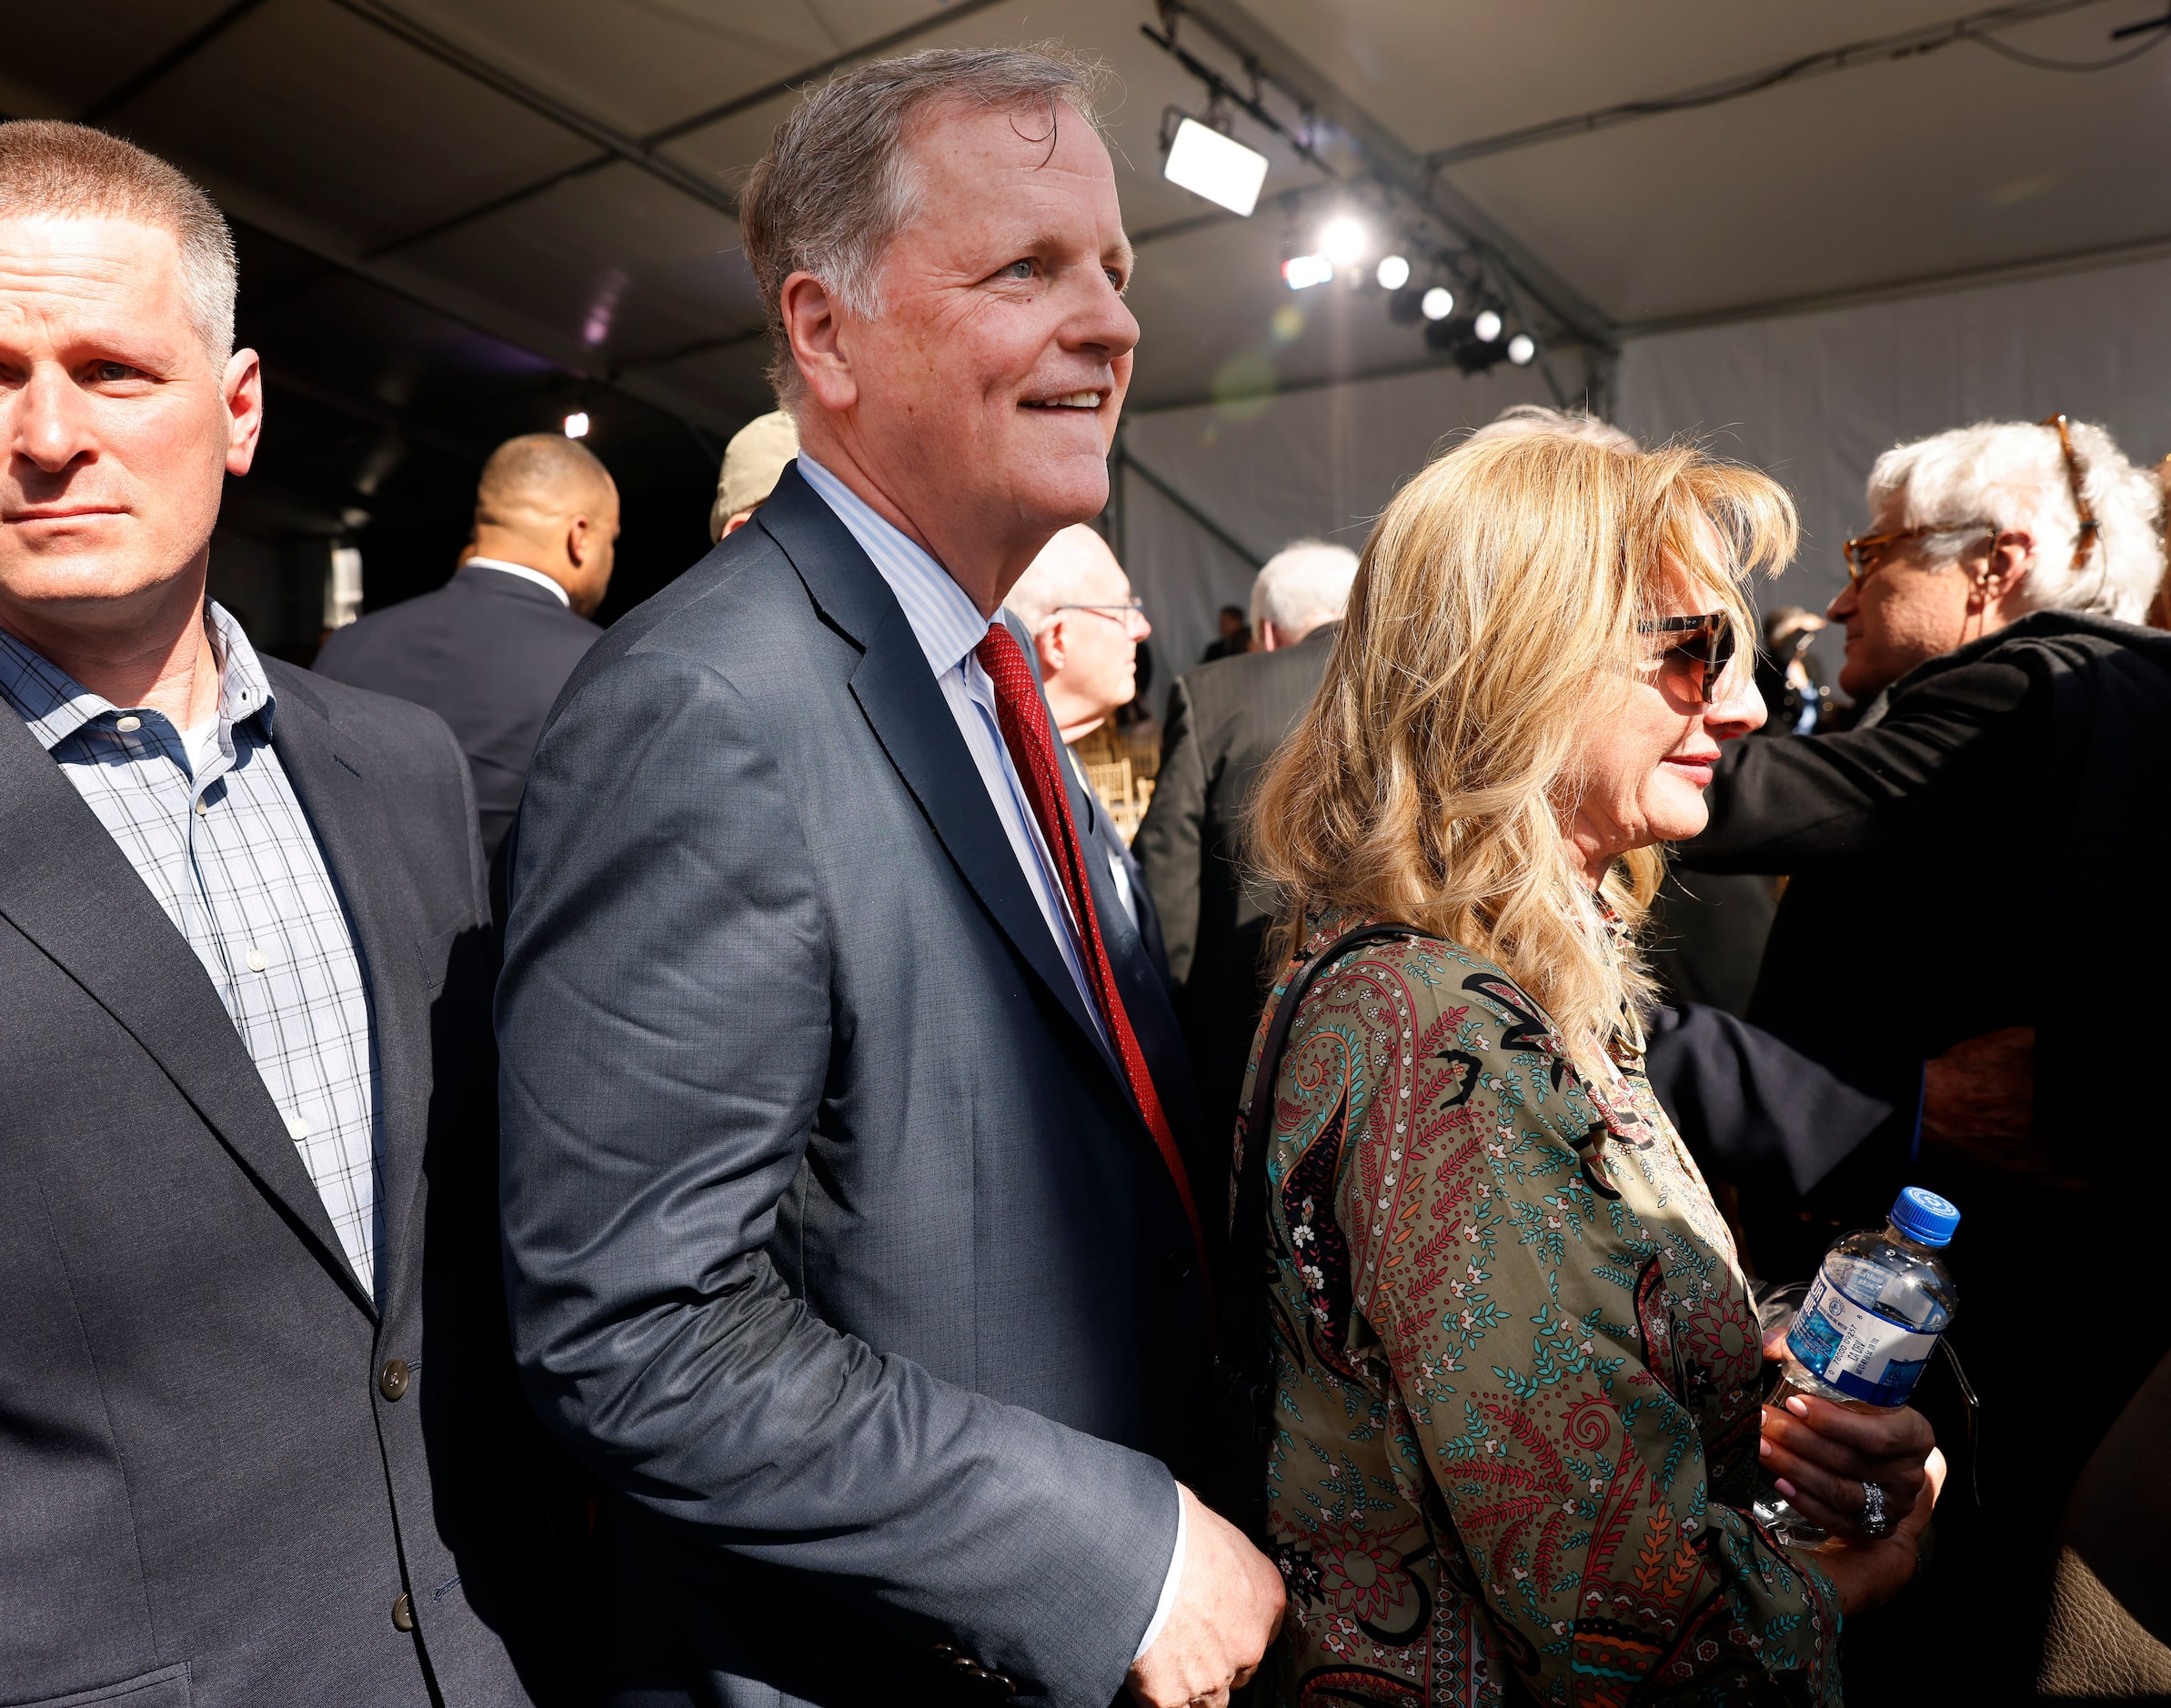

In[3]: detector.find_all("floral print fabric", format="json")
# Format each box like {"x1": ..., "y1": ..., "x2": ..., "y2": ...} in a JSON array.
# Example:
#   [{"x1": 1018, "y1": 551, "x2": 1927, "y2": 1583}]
[{"x1": 1241, "y1": 916, "x2": 1840, "y2": 1706}]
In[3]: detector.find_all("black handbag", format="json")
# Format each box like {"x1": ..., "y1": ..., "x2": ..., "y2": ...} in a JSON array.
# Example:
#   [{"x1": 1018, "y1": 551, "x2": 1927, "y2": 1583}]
[{"x1": 1203, "y1": 921, "x2": 1422, "y2": 1543}]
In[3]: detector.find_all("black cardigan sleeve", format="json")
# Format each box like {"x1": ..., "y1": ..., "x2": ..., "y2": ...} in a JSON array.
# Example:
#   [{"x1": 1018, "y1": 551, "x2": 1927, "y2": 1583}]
[{"x1": 1682, "y1": 654, "x2": 2040, "y2": 873}]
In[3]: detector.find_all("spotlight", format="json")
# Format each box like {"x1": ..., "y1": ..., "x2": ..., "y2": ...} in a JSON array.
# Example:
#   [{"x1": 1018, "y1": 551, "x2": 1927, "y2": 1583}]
[
  {"x1": 1507, "y1": 333, "x2": 1536, "y2": 367},
  {"x1": 1162, "y1": 116, "x2": 1269, "y2": 217},
  {"x1": 1375, "y1": 254, "x2": 1411, "y2": 290},
  {"x1": 1421, "y1": 286, "x2": 1454, "y2": 321},
  {"x1": 1281, "y1": 253, "x2": 1334, "y2": 290},
  {"x1": 1425, "y1": 316, "x2": 1513, "y2": 375},
  {"x1": 1386, "y1": 286, "x2": 1424, "y2": 325},
  {"x1": 1472, "y1": 309, "x2": 1503, "y2": 343},
  {"x1": 563, "y1": 411, "x2": 590, "y2": 439},
  {"x1": 1321, "y1": 216, "x2": 1368, "y2": 268}
]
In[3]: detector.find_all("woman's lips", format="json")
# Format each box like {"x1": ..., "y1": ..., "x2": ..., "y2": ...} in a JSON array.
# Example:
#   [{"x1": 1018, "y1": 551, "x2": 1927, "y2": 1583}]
[{"x1": 1661, "y1": 756, "x2": 1715, "y2": 787}]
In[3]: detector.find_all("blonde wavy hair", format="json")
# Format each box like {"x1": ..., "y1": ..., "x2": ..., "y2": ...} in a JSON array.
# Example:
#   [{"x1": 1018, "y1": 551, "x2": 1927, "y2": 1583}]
[{"x1": 1249, "y1": 432, "x2": 1797, "y2": 1076}]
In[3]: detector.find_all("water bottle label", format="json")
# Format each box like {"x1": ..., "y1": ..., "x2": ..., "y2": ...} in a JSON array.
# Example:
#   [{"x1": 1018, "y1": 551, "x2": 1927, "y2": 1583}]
[{"x1": 1787, "y1": 1271, "x2": 1939, "y2": 1405}]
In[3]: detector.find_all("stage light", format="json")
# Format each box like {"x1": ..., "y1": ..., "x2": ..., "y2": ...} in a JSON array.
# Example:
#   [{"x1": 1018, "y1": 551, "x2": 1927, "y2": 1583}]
[
  {"x1": 1473, "y1": 309, "x2": 1503, "y2": 342},
  {"x1": 1281, "y1": 252, "x2": 1334, "y2": 290},
  {"x1": 1507, "y1": 333, "x2": 1536, "y2": 366},
  {"x1": 1421, "y1": 286, "x2": 1454, "y2": 321},
  {"x1": 1321, "y1": 216, "x2": 1368, "y2": 268},
  {"x1": 563, "y1": 411, "x2": 590, "y2": 439},
  {"x1": 1375, "y1": 254, "x2": 1411, "y2": 290},
  {"x1": 1162, "y1": 116, "x2": 1269, "y2": 217}
]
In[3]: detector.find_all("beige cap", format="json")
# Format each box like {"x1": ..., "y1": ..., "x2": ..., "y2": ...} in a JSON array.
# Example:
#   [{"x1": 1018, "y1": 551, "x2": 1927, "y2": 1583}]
[{"x1": 709, "y1": 408, "x2": 800, "y2": 542}]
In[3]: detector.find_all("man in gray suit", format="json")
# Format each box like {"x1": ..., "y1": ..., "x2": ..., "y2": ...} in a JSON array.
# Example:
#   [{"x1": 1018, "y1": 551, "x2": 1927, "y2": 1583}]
[
  {"x1": 496, "y1": 46, "x2": 1282, "y2": 1708},
  {"x1": 1135, "y1": 541, "x2": 1357, "y2": 1146},
  {"x1": 0, "y1": 122, "x2": 566, "y2": 1703}
]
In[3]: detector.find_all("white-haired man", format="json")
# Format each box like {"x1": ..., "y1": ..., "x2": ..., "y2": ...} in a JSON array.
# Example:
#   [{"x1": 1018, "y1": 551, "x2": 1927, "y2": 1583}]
[
  {"x1": 495, "y1": 46, "x2": 1281, "y2": 1708},
  {"x1": 1135, "y1": 538, "x2": 1357, "y2": 1134},
  {"x1": 1006, "y1": 524, "x2": 1169, "y2": 969},
  {"x1": 0, "y1": 122, "x2": 568, "y2": 1701},
  {"x1": 1675, "y1": 414, "x2": 2171, "y2": 1703}
]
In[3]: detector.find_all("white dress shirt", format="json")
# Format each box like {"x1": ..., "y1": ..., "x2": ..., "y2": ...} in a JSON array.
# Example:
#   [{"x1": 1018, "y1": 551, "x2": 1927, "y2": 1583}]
[
  {"x1": 798, "y1": 454, "x2": 1185, "y2": 1660},
  {"x1": 467, "y1": 556, "x2": 571, "y2": 607}
]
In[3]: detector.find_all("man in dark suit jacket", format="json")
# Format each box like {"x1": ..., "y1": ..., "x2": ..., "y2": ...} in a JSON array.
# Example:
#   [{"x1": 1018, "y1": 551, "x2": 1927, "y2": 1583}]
[
  {"x1": 0, "y1": 123, "x2": 561, "y2": 1703},
  {"x1": 1135, "y1": 541, "x2": 1357, "y2": 1141},
  {"x1": 314, "y1": 433, "x2": 615, "y2": 859},
  {"x1": 496, "y1": 49, "x2": 1281, "y2": 1708}
]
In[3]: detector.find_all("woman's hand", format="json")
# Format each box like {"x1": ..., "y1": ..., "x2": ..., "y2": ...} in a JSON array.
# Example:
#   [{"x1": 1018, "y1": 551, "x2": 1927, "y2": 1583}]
[
  {"x1": 1805, "y1": 1447, "x2": 1947, "y2": 1617},
  {"x1": 1758, "y1": 1389, "x2": 1935, "y2": 1539}
]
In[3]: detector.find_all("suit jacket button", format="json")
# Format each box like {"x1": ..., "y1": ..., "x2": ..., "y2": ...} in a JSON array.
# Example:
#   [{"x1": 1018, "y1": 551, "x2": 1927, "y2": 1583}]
[
  {"x1": 378, "y1": 1359, "x2": 410, "y2": 1401},
  {"x1": 391, "y1": 1592, "x2": 415, "y2": 1631}
]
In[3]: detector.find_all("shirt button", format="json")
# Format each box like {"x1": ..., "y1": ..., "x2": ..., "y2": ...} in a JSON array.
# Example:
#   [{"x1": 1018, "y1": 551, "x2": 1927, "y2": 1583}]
[
  {"x1": 194, "y1": 798, "x2": 208, "y2": 817},
  {"x1": 115, "y1": 715, "x2": 141, "y2": 733},
  {"x1": 286, "y1": 1115, "x2": 310, "y2": 1140},
  {"x1": 246, "y1": 948, "x2": 267, "y2": 972}
]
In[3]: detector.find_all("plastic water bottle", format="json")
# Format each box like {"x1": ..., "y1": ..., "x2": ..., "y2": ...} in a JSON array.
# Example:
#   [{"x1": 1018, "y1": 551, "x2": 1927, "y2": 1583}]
[{"x1": 1758, "y1": 1187, "x2": 1960, "y2": 1545}]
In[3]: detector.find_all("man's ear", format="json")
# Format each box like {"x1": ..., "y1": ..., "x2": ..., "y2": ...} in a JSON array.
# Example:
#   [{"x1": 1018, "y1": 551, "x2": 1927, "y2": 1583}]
[
  {"x1": 1034, "y1": 620, "x2": 1066, "y2": 676},
  {"x1": 223, "y1": 348, "x2": 264, "y2": 477},
  {"x1": 566, "y1": 514, "x2": 593, "y2": 569},
  {"x1": 779, "y1": 272, "x2": 857, "y2": 413}
]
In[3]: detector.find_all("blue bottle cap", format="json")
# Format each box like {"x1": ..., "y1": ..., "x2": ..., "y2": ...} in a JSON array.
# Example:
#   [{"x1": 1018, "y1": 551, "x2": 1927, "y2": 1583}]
[{"x1": 1891, "y1": 1186, "x2": 1960, "y2": 1248}]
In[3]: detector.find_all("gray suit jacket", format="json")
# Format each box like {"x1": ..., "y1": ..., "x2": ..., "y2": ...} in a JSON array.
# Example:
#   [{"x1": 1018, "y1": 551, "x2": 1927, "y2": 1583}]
[
  {"x1": 496, "y1": 467, "x2": 1209, "y2": 1707},
  {"x1": 0, "y1": 661, "x2": 568, "y2": 1707},
  {"x1": 1134, "y1": 624, "x2": 1337, "y2": 1158}
]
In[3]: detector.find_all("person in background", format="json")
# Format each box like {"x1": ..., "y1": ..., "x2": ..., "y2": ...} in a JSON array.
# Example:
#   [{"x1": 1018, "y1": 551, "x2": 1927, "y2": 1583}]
[
  {"x1": 1241, "y1": 429, "x2": 1937, "y2": 1705},
  {"x1": 1005, "y1": 523, "x2": 1168, "y2": 974},
  {"x1": 708, "y1": 406, "x2": 799, "y2": 543},
  {"x1": 1134, "y1": 538, "x2": 1355, "y2": 1148},
  {"x1": 1672, "y1": 413, "x2": 2169, "y2": 1703},
  {"x1": 1199, "y1": 601, "x2": 1247, "y2": 662},
  {"x1": 0, "y1": 121, "x2": 566, "y2": 1703},
  {"x1": 1755, "y1": 605, "x2": 1833, "y2": 734},
  {"x1": 495, "y1": 46, "x2": 1281, "y2": 1708},
  {"x1": 313, "y1": 433, "x2": 616, "y2": 861}
]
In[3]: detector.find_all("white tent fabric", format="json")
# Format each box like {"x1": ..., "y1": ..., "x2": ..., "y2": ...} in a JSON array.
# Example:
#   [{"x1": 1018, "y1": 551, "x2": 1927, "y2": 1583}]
[
  {"x1": 1616, "y1": 251, "x2": 2171, "y2": 665},
  {"x1": 1121, "y1": 252, "x2": 2171, "y2": 690}
]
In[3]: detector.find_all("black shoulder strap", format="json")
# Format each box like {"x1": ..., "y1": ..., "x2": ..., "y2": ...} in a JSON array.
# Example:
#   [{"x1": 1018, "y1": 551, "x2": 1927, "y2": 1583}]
[{"x1": 1207, "y1": 919, "x2": 1422, "y2": 1537}]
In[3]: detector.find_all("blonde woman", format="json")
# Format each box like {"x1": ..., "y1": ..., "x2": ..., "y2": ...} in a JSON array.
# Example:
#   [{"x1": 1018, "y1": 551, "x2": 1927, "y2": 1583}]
[{"x1": 1236, "y1": 435, "x2": 1939, "y2": 1703}]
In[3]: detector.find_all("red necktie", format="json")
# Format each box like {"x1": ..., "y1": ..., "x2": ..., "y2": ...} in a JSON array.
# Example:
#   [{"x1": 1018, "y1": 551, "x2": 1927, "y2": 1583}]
[{"x1": 973, "y1": 621, "x2": 1206, "y2": 1272}]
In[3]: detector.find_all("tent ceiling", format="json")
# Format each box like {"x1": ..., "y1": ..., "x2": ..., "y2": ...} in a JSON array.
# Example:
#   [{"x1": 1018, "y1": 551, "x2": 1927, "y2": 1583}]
[{"x1": 5, "y1": 0, "x2": 2166, "y2": 428}]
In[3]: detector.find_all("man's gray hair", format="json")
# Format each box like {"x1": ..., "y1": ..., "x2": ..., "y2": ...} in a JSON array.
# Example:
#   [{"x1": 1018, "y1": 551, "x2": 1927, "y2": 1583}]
[
  {"x1": 1251, "y1": 539, "x2": 1360, "y2": 635},
  {"x1": 0, "y1": 121, "x2": 236, "y2": 365},
  {"x1": 1465, "y1": 403, "x2": 1639, "y2": 454},
  {"x1": 739, "y1": 45, "x2": 1110, "y2": 406},
  {"x1": 1869, "y1": 417, "x2": 2165, "y2": 621}
]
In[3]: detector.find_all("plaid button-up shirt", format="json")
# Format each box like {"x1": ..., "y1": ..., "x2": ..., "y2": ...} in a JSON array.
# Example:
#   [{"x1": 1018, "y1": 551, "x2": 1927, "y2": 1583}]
[{"x1": 0, "y1": 603, "x2": 383, "y2": 1300}]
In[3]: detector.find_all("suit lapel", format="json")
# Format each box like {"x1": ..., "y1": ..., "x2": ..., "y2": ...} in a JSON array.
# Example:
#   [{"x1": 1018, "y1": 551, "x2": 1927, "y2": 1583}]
[
  {"x1": 266, "y1": 666, "x2": 433, "y2": 1314},
  {"x1": 759, "y1": 470, "x2": 1122, "y2": 1080},
  {"x1": 0, "y1": 710, "x2": 372, "y2": 1313}
]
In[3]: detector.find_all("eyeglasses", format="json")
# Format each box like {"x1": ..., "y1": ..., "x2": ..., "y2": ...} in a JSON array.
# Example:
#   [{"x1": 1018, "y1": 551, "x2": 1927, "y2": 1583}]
[
  {"x1": 2040, "y1": 412, "x2": 2102, "y2": 575},
  {"x1": 1841, "y1": 522, "x2": 1995, "y2": 589},
  {"x1": 1636, "y1": 612, "x2": 1735, "y2": 703},
  {"x1": 1054, "y1": 599, "x2": 1150, "y2": 636}
]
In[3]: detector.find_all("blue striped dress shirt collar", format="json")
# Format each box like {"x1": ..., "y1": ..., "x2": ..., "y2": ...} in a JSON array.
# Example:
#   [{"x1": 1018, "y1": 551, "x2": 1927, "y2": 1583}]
[{"x1": 796, "y1": 454, "x2": 992, "y2": 674}]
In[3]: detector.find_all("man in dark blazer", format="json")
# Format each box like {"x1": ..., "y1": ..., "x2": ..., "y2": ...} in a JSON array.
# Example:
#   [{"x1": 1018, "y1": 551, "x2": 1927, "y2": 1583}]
[
  {"x1": 314, "y1": 433, "x2": 615, "y2": 860},
  {"x1": 496, "y1": 48, "x2": 1281, "y2": 1708},
  {"x1": 0, "y1": 122, "x2": 563, "y2": 1703},
  {"x1": 1135, "y1": 540, "x2": 1356, "y2": 1140}
]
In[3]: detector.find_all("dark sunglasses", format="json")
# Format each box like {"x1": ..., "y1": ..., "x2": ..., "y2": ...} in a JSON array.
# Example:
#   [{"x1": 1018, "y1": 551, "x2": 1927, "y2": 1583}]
[{"x1": 1637, "y1": 612, "x2": 1735, "y2": 703}]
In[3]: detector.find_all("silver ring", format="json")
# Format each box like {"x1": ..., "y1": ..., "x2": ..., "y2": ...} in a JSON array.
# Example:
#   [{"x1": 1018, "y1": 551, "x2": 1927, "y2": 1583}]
[{"x1": 1857, "y1": 1480, "x2": 1893, "y2": 1538}]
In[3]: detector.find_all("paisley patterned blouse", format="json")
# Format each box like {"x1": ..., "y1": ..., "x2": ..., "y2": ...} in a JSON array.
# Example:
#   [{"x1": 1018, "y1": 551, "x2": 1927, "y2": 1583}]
[{"x1": 1240, "y1": 914, "x2": 1841, "y2": 1706}]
